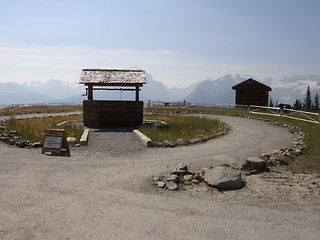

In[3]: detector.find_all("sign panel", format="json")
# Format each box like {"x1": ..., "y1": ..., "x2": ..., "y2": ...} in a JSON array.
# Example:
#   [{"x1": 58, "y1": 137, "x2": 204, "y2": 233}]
[
  {"x1": 41, "y1": 129, "x2": 69, "y2": 155},
  {"x1": 43, "y1": 136, "x2": 62, "y2": 149}
]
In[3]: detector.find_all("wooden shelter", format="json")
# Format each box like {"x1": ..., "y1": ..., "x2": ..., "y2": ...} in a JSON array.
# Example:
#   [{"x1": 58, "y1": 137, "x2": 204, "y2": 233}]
[
  {"x1": 232, "y1": 78, "x2": 271, "y2": 106},
  {"x1": 79, "y1": 69, "x2": 146, "y2": 127}
]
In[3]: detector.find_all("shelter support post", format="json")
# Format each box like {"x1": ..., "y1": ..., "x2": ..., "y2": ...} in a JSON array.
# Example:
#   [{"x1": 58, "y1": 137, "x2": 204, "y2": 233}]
[
  {"x1": 135, "y1": 86, "x2": 140, "y2": 101},
  {"x1": 88, "y1": 85, "x2": 93, "y2": 100}
]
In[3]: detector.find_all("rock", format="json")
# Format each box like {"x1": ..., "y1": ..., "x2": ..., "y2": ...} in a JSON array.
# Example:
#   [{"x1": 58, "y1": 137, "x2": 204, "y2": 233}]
[
  {"x1": 157, "y1": 181, "x2": 166, "y2": 188},
  {"x1": 243, "y1": 157, "x2": 267, "y2": 172},
  {"x1": 204, "y1": 166, "x2": 242, "y2": 190},
  {"x1": 173, "y1": 163, "x2": 189, "y2": 176},
  {"x1": 153, "y1": 175, "x2": 162, "y2": 181},
  {"x1": 191, "y1": 179, "x2": 199, "y2": 184},
  {"x1": 267, "y1": 156, "x2": 277, "y2": 166},
  {"x1": 31, "y1": 142, "x2": 43, "y2": 148},
  {"x1": 9, "y1": 131, "x2": 18, "y2": 136},
  {"x1": 154, "y1": 142, "x2": 165, "y2": 147},
  {"x1": 183, "y1": 174, "x2": 193, "y2": 181},
  {"x1": 175, "y1": 138, "x2": 188, "y2": 146},
  {"x1": 0, "y1": 126, "x2": 5, "y2": 132},
  {"x1": 260, "y1": 153, "x2": 271, "y2": 160},
  {"x1": 295, "y1": 149, "x2": 303, "y2": 156},
  {"x1": 163, "y1": 140, "x2": 175, "y2": 148},
  {"x1": 67, "y1": 137, "x2": 77, "y2": 146},
  {"x1": 190, "y1": 138, "x2": 201, "y2": 144},
  {"x1": 167, "y1": 174, "x2": 180, "y2": 183},
  {"x1": 18, "y1": 141, "x2": 27, "y2": 148},
  {"x1": 184, "y1": 180, "x2": 192, "y2": 185},
  {"x1": 193, "y1": 172, "x2": 204, "y2": 182},
  {"x1": 166, "y1": 181, "x2": 178, "y2": 190},
  {"x1": 9, "y1": 139, "x2": 16, "y2": 145}
]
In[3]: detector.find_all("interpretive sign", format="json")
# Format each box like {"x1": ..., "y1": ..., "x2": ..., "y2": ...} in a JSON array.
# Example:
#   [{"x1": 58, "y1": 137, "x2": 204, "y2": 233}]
[
  {"x1": 41, "y1": 129, "x2": 69, "y2": 155},
  {"x1": 43, "y1": 136, "x2": 62, "y2": 149}
]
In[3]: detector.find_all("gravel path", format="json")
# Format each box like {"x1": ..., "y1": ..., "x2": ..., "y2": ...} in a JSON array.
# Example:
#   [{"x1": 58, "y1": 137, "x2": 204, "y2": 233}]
[
  {"x1": 85, "y1": 127, "x2": 146, "y2": 157},
  {"x1": 0, "y1": 115, "x2": 319, "y2": 240}
]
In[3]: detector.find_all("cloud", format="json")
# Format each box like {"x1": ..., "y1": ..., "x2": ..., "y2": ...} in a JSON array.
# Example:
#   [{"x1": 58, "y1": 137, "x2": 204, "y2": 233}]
[
  {"x1": 0, "y1": 42, "x2": 183, "y2": 83},
  {"x1": 0, "y1": 42, "x2": 225, "y2": 87}
]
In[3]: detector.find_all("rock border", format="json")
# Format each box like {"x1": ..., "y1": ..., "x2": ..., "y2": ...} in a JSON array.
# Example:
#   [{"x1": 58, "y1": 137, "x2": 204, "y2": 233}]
[
  {"x1": 0, "y1": 120, "x2": 89, "y2": 149},
  {"x1": 0, "y1": 130, "x2": 43, "y2": 149},
  {"x1": 153, "y1": 163, "x2": 243, "y2": 191}
]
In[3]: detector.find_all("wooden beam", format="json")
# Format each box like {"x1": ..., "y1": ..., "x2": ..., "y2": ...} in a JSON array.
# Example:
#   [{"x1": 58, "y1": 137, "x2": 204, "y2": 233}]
[
  {"x1": 88, "y1": 85, "x2": 93, "y2": 100},
  {"x1": 91, "y1": 88, "x2": 140, "y2": 91},
  {"x1": 135, "y1": 86, "x2": 140, "y2": 101},
  {"x1": 84, "y1": 83, "x2": 144, "y2": 87}
]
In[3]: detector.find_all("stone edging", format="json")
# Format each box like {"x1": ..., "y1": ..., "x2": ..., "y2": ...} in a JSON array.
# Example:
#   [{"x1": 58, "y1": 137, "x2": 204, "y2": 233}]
[{"x1": 80, "y1": 128, "x2": 90, "y2": 146}]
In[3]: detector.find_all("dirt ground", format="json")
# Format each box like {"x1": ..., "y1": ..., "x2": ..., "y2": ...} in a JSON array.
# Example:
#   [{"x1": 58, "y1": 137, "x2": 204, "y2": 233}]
[{"x1": 0, "y1": 115, "x2": 319, "y2": 240}]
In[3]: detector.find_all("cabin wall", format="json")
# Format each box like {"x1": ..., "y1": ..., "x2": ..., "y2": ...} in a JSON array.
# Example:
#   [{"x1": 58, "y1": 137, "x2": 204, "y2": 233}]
[
  {"x1": 235, "y1": 88, "x2": 269, "y2": 106},
  {"x1": 83, "y1": 100, "x2": 143, "y2": 127}
]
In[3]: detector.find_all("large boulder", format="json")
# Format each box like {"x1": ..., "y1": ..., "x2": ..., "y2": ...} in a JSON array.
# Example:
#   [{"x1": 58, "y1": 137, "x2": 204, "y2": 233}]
[{"x1": 204, "y1": 166, "x2": 242, "y2": 190}]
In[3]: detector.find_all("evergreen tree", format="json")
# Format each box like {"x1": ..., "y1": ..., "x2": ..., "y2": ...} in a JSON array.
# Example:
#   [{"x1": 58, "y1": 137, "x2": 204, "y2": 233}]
[
  {"x1": 313, "y1": 93, "x2": 320, "y2": 111},
  {"x1": 293, "y1": 99, "x2": 302, "y2": 110},
  {"x1": 303, "y1": 86, "x2": 312, "y2": 111},
  {"x1": 269, "y1": 97, "x2": 274, "y2": 107}
]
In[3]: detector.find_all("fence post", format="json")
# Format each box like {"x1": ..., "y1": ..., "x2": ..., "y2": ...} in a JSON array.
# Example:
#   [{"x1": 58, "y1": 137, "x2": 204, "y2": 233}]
[
  {"x1": 280, "y1": 108, "x2": 283, "y2": 118},
  {"x1": 318, "y1": 111, "x2": 320, "y2": 124},
  {"x1": 247, "y1": 105, "x2": 250, "y2": 112}
]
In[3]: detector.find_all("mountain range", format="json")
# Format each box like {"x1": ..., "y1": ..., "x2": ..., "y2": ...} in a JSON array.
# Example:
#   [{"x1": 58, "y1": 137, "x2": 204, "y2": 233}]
[{"x1": 1, "y1": 74, "x2": 320, "y2": 106}]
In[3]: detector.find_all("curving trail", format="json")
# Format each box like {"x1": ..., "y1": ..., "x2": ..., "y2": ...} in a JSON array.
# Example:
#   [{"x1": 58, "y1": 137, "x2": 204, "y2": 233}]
[{"x1": 0, "y1": 115, "x2": 319, "y2": 240}]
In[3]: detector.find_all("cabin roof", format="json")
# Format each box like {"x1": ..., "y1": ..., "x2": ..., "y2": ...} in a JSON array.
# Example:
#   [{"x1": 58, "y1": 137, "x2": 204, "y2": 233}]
[
  {"x1": 232, "y1": 78, "x2": 272, "y2": 91},
  {"x1": 79, "y1": 69, "x2": 146, "y2": 85}
]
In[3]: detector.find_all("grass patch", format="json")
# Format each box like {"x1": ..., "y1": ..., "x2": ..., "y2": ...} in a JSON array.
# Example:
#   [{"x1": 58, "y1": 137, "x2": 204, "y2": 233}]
[
  {"x1": 254, "y1": 115, "x2": 320, "y2": 173},
  {"x1": 5, "y1": 115, "x2": 83, "y2": 142},
  {"x1": 140, "y1": 114, "x2": 226, "y2": 142}
]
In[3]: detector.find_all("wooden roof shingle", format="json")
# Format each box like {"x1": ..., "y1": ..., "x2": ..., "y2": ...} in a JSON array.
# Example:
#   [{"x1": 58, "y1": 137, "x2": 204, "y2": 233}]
[
  {"x1": 79, "y1": 69, "x2": 146, "y2": 85},
  {"x1": 232, "y1": 78, "x2": 271, "y2": 91}
]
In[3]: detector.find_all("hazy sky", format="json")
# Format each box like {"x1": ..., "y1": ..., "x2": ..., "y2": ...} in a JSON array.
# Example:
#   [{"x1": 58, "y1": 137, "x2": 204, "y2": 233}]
[{"x1": 0, "y1": 0, "x2": 319, "y2": 87}]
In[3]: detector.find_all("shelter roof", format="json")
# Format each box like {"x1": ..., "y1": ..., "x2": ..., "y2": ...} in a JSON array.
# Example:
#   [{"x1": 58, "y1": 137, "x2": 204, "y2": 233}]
[
  {"x1": 232, "y1": 78, "x2": 272, "y2": 91},
  {"x1": 79, "y1": 69, "x2": 146, "y2": 85}
]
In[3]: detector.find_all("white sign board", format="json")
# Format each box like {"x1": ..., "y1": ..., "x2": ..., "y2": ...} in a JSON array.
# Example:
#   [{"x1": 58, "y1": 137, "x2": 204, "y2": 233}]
[{"x1": 43, "y1": 136, "x2": 62, "y2": 149}]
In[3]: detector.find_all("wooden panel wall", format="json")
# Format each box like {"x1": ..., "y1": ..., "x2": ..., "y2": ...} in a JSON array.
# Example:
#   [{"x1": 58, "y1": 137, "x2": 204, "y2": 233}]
[
  {"x1": 235, "y1": 88, "x2": 269, "y2": 106},
  {"x1": 83, "y1": 100, "x2": 143, "y2": 127}
]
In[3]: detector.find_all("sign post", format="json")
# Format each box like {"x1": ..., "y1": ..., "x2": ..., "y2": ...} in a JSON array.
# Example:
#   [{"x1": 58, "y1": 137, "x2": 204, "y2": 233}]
[{"x1": 41, "y1": 129, "x2": 69, "y2": 155}]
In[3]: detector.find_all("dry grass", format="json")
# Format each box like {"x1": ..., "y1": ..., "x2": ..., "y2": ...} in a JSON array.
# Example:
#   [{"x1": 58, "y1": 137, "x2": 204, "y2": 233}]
[
  {"x1": 5, "y1": 115, "x2": 83, "y2": 142},
  {"x1": 0, "y1": 105, "x2": 82, "y2": 116},
  {"x1": 140, "y1": 114, "x2": 225, "y2": 142}
]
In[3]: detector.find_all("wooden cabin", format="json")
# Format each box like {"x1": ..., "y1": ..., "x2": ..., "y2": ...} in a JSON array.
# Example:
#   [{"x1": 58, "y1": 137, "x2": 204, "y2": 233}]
[
  {"x1": 232, "y1": 78, "x2": 271, "y2": 106},
  {"x1": 79, "y1": 69, "x2": 146, "y2": 127}
]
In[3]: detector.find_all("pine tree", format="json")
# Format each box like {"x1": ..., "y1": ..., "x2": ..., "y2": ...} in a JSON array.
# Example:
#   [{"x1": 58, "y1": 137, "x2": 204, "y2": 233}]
[
  {"x1": 303, "y1": 86, "x2": 312, "y2": 111},
  {"x1": 293, "y1": 99, "x2": 302, "y2": 110},
  {"x1": 269, "y1": 97, "x2": 274, "y2": 107},
  {"x1": 313, "y1": 93, "x2": 319, "y2": 111}
]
